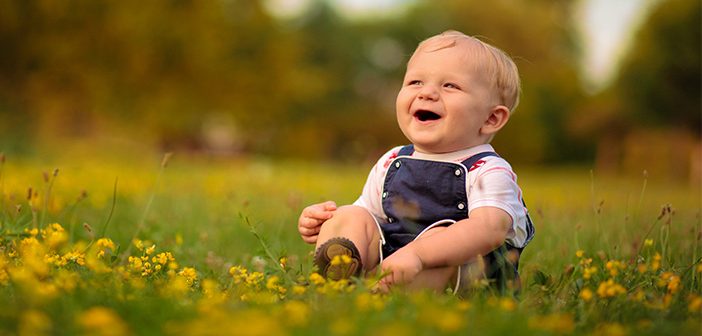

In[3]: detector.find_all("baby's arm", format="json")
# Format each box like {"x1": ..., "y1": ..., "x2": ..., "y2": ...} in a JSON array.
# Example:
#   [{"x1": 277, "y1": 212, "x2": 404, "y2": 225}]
[
  {"x1": 298, "y1": 201, "x2": 337, "y2": 244},
  {"x1": 380, "y1": 206, "x2": 511, "y2": 287}
]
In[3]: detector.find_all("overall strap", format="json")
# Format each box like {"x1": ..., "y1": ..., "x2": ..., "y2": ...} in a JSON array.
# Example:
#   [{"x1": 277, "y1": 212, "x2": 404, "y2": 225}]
[
  {"x1": 397, "y1": 144, "x2": 415, "y2": 156},
  {"x1": 461, "y1": 151, "x2": 499, "y2": 168}
]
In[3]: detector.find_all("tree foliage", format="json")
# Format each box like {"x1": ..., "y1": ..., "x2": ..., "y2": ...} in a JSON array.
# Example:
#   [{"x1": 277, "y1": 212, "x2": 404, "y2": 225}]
[{"x1": 614, "y1": 0, "x2": 701, "y2": 134}]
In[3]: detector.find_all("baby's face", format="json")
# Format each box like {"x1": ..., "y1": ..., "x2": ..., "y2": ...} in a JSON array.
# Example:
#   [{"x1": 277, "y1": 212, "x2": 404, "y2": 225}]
[{"x1": 395, "y1": 41, "x2": 499, "y2": 154}]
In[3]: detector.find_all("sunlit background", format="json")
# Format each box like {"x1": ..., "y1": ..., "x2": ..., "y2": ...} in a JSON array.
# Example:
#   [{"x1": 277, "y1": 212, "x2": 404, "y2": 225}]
[
  {"x1": 0, "y1": 2, "x2": 700, "y2": 333},
  {"x1": 0, "y1": 0, "x2": 699, "y2": 182}
]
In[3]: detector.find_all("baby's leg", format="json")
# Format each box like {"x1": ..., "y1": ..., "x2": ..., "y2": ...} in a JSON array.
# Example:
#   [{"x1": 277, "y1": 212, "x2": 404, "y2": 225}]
[
  {"x1": 314, "y1": 205, "x2": 380, "y2": 279},
  {"x1": 404, "y1": 226, "x2": 458, "y2": 292}
]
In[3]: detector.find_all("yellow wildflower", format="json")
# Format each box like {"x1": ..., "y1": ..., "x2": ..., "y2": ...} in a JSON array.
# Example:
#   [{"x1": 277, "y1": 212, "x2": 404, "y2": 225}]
[
  {"x1": 163, "y1": 276, "x2": 189, "y2": 298},
  {"x1": 597, "y1": 279, "x2": 626, "y2": 298},
  {"x1": 266, "y1": 275, "x2": 280, "y2": 291},
  {"x1": 309, "y1": 272, "x2": 325, "y2": 286},
  {"x1": 96, "y1": 238, "x2": 115, "y2": 250},
  {"x1": 279, "y1": 257, "x2": 287, "y2": 269},
  {"x1": 341, "y1": 255, "x2": 352, "y2": 264},
  {"x1": 355, "y1": 292, "x2": 385, "y2": 311},
  {"x1": 633, "y1": 289, "x2": 646, "y2": 302},
  {"x1": 605, "y1": 260, "x2": 625, "y2": 277},
  {"x1": 18, "y1": 309, "x2": 52, "y2": 336},
  {"x1": 245, "y1": 272, "x2": 264, "y2": 288},
  {"x1": 594, "y1": 323, "x2": 627, "y2": 336},
  {"x1": 62, "y1": 250, "x2": 86, "y2": 266},
  {"x1": 20, "y1": 237, "x2": 41, "y2": 250},
  {"x1": 583, "y1": 266, "x2": 598, "y2": 279},
  {"x1": 128, "y1": 256, "x2": 142, "y2": 271},
  {"x1": 637, "y1": 264, "x2": 648, "y2": 274},
  {"x1": 178, "y1": 267, "x2": 198, "y2": 286},
  {"x1": 45, "y1": 253, "x2": 66, "y2": 267},
  {"x1": 579, "y1": 288, "x2": 594, "y2": 302},
  {"x1": 456, "y1": 301, "x2": 471, "y2": 311},
  {"x1": 145, "y1": 245, "x2": 156, "y2": 256},
  {"x1": 663, "y1": 293, "x2": 673, "y2": 308},
  {"x1": 229, "y1": 265, "x2": 246, "y2": 276},
  {"x1": 328, "y1": 279, "x2": 353, "y2": 292},
  {"x1": 77, "y1": 306, "x2": 129, "y2": 336},
  {"x1": 528, "y1": 313, "x2": 575, "y2": 334},
  {"x1": 24, "y1": 228, "x2": 39, "y2": 237},
  {"x1": 96, "y1": 238, "x2": 116, "y2": 259},
  {"x1": 435, "y1": 311, "x2": 463, "y2": 333},
  {"x1": 575, "y1": 250, "x2": 584, "y2": 258},
  {"x1": 53, "y1": 269, "x2": 80, "y2": 292},
  {"x1": 282, "y1": 300, "x2": 309, "y2": 327},
  {"x1": 152, "y1": 252, "x2": 174, "y2": 266},
  {"x1": 201, "y1": 279, "x2": 219, "y2": 299},
  {"x1": 141, "y1": 262, "x2": 153, "y2": 277},
  {"x1": 499, "y1": 297, "x2": 516, "y2": 311},
  {"x1": 132, "y1": 239, "x2": 144, "y2": 251},
  {"x1": 643, "y1": 239, "x2": 653, "y2": 247},
  {"x1": 688, "y1": 295, "x2": 702, "y2": 313},
  {"x1": 292, "y1": 285, "x2": 307, "y2": 295},
  {"x1": 229, "y1": 265, "x2": 247, "y2": 284},
  {"x1": 42, "y1": 223, "x2": 68, "y2": 250},
  {"x1": 658, "y1": 272, "x2": 681, "y2": 294},
  {"x1": 651, "y1": 253, "x2": 661, "y2": 271}
]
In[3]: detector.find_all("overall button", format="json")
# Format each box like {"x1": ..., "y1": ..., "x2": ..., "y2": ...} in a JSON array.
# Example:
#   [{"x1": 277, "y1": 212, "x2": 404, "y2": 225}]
[
  {"x1": 382, "y1": 191, "x2": 388, "y2": 199},
  {"x1": 454, "y1": 169, "x2": 462, "y2": 176},
  {"x1": 388, "y1": 217, "x2": 394, "y2": 223},
  {"x1": 394, "y1": 161, "x2": 401, "y2": 168},
  {"x1": 457, "y1": 202, "x2": 466, "y2": 210}
]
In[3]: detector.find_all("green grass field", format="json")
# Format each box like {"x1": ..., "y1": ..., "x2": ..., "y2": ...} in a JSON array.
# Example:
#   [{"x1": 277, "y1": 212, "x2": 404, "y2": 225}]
[{"x1": 0, "y1": 151, "x2": 700, "y2": 335}]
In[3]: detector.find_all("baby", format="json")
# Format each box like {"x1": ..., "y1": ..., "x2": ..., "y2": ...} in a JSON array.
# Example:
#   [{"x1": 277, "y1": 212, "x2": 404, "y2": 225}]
[{"x1": 298, "y1": 30, "x2": 535, "y2": 293}]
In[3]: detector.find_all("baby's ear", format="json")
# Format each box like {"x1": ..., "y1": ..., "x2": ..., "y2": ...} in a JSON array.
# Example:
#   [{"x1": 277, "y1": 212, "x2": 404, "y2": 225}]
[{"x1": 481, "y1": 105, "x2": 510, "y2": 135}]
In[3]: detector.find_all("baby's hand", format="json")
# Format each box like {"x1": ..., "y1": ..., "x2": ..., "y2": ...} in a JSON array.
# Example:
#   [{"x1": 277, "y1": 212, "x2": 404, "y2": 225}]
[
  {"x1": 378, "y1": 245, "x2": 424, "y2": 292},
  {"x1": 297, "y1": 201, "x2": 337, "y2": 244}
]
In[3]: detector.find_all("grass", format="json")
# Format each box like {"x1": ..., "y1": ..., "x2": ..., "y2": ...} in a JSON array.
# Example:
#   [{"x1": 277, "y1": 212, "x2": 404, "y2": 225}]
[{"x1": 0, "y1": 149, "x2": 700, "y2": 335}]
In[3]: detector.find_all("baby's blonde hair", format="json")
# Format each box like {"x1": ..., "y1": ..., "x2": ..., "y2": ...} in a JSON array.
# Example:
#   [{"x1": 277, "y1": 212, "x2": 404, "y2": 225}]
[{"x1": 413, "y1": 30, "x2": 521, "y2": 112}]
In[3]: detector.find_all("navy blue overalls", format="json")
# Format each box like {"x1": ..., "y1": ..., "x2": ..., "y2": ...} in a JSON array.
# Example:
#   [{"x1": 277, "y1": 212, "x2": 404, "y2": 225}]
[{"x1": 380, "y1": 145, "x2": 535, "y2": 288}]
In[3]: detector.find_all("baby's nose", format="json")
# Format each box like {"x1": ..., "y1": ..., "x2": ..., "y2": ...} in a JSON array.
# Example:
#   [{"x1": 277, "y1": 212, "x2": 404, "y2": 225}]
[{"x1": 417, "y1": 85, "x2": 439, "y2": 100}]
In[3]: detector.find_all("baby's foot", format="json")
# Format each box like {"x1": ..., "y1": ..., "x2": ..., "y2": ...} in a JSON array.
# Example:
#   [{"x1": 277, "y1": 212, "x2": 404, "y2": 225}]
[{"x1": 314, "y1": 237, "x2": 362, "y2": 280}]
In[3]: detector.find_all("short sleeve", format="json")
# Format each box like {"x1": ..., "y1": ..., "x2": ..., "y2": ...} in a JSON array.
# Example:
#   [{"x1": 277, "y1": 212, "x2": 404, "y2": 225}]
[
  {"x1": 353, "y1": 146, "x2": 404, "y2": 220},
  {"x1": 466, "y1": 158, "x2": 528, "y2": 247}
]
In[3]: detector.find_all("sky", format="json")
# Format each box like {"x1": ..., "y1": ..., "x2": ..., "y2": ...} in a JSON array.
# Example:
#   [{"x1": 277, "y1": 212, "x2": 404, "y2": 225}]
[
  {"x1": 264, "y1": 0, "x2": 657, "y2": 91},
  {"x1": 577, "y1": 0, "x2": 658, "y2": 91}
]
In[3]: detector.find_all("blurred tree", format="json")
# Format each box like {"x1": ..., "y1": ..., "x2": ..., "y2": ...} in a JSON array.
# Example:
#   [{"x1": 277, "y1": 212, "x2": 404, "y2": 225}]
[
  {"x1": 568, "y1": 0, "x2": 700, "y2": 178},
  {"x1": 0, "y1": 0, "x2": 291, "y2": 151},
  {"x1": 615, "y1": 0, "x2": 701, "y2": 133}
]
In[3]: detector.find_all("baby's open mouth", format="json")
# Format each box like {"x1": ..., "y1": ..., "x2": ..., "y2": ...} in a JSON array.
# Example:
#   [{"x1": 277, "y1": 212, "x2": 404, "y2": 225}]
[{"x1": 414, "y1": 110, "x2": 441, "y2": 122}]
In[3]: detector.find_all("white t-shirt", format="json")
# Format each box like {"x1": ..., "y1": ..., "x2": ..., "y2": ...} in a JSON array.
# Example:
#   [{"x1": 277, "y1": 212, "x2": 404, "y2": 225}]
[{"x1": 353, "y1": 144, "x2": 530, "y2": 248}]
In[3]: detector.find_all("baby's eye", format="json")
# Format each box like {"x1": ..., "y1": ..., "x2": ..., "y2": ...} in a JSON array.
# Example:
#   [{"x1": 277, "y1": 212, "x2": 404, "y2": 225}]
[
  {"x1": 407, "y1": 80, "x2": 422, "y2": 86},
  {"x1": 443, "y1": 83, "x2": 460, "y2": 89}
]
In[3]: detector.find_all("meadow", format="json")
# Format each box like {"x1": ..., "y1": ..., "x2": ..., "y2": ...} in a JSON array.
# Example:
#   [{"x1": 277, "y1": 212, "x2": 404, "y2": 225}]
[{"x1": 0, "y1": 149, "x2": 700, "y2": 335}]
